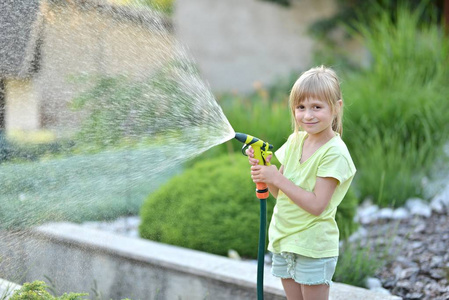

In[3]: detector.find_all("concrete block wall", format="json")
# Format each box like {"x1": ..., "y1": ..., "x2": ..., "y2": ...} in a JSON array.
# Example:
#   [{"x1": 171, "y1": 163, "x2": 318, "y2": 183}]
[
  {"x1": 174, "y1": 0, "x2": 339, "y2": 93},
  {"x1": 0, "y1": 222, "x2": 401, "y2": 300}
]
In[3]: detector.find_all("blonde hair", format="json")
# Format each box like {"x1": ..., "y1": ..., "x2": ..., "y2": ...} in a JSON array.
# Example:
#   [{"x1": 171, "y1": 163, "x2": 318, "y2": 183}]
[{"x1": 289, "y1": 65, "x2": 343, "y2": 136}]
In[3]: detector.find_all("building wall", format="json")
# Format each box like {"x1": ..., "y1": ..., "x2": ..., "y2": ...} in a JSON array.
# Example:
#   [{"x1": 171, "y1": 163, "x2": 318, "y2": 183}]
[
  {"x1": 5, "y1": 79, "x2": 40, "y2": 131},
  {"x1": 173, "y1": 0, "x2": 339, "y2": 93},
  {"x1": 7, "y1": 1, "x2": 175, "y2": 135}
]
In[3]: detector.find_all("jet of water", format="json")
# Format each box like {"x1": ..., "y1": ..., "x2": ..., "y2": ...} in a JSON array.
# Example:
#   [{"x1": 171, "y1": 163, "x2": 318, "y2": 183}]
[{"x1": 0, "y1": 1, "x2": 236, "y2": 229}]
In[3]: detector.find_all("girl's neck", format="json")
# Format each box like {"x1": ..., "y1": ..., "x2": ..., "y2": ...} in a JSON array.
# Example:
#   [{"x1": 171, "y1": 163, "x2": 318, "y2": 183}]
[{"x1": 304, "y1": 129, "x2": 336, "y2": 146}]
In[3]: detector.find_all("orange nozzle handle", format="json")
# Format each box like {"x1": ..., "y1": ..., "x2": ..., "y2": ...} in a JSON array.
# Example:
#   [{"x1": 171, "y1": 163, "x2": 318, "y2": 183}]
[{"x1": 256, "y1": 182, "x2": 269, "y2": 199}]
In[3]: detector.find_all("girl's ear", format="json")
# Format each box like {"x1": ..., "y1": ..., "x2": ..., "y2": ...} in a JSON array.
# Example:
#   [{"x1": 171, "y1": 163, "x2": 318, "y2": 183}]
[
  {"x1": 337, "y1": 99, "x2": 343, "y2": 109},
  {"x1": 335, "y1": 99, "x2": 343, "y2": 113}
]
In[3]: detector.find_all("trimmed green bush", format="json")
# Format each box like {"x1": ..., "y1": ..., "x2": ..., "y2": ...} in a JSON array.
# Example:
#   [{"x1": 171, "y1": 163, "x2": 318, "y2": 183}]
[
  {"x1": 140, "y1": 154, "x2": 272, "y2": 258},
  {"x1": 139, "y1": 153, "x2": 358, "y2": 258}
]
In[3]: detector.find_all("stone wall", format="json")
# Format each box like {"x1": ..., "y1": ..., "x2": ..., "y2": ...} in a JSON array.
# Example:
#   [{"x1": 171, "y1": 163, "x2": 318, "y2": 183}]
[{"x1": 0, "y1": 222, "x2": 400, "y2": 300}]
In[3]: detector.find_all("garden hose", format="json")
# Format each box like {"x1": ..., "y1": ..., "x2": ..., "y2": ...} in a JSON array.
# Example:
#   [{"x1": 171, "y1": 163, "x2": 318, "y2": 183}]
[{"x1": 234, "y1": 132, "x2": 273, "y2": 300}]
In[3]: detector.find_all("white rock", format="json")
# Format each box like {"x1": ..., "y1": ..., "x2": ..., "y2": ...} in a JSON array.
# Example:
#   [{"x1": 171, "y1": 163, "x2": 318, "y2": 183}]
[
  {"x1": 377, "y1": 208, "x2": 394, "y2": 219},
  {"x1": 365, "y1": 277, "x2": 382, "y2": 289},
  {"x1": 431, "y1": 186, "x2": 449, "y2": 209},
  {"x1": 357, "y1": 205, "x2": 379, "y2": 224},
  {"x1": 371, "y1": 287, "x2": 392, "y2": 295},
  {"x1": 392, "y1": 207, "x2": 410, "y2": 220},
  {"x1": 264, "y1": 253, "x2": 272, "y2": 264},
  {"x1": 228, "y1": 249, "x2": 241, "y2": 260},
  {"x1": 348, "y1": 227, "x2": 368, "y2": 243},
  {"x1": 360, "y1": 198, "x2": 374, "y2": 208},
  {"x1": 405, "y1": 198, "x2": 432, "y2": 218},
  {"x1": 430, "y1": 196, "x2": 445, "y2": 213}
]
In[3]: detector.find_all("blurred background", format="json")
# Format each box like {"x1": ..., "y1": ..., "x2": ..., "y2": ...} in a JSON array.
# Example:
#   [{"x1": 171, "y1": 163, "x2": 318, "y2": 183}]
[{"x1": 1, "y1": 0, "x2": 449, "y2": 297}]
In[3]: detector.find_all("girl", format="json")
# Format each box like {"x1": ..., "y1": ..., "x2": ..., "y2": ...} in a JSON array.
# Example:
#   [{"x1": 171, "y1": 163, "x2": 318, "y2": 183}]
[{"x1": 247, "y1": 66, "x2": 356, "y2": 300}]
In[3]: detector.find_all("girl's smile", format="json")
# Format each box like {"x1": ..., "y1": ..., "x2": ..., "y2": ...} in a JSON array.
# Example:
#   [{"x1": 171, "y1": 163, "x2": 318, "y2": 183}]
[{"x1": 295, "y1": 98, "x2": 337, "y2": 138}]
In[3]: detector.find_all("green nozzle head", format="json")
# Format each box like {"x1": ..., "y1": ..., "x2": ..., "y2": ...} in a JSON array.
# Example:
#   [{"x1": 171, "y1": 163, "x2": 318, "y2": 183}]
[
  {"x1": 234, "y1": 132, "x2": 248, "y2": 144},
  {"x1": 234, "y1": 132, "x2": 273, "y2": 164},
  {"x1": 234, "y1": 132, "x2": 273, "y2": 150}
]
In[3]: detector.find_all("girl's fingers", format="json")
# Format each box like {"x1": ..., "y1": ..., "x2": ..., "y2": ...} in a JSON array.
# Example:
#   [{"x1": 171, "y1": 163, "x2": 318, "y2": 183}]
[
  {"x1": 245, "y1": 146, "x2": 255, "y2": 157},
  {"x1": 265, "y1": 154, "x2": 273, "y2": 163},
  {"x1": 249, "y1": 158, "x2": 259, "y2": 165}
]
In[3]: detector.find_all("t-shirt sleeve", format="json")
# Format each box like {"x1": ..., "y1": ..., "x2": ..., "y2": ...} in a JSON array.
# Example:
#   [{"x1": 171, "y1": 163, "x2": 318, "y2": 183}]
[
  {"x1": 275, "y1": 141, "x2": 287, "y2": 165},
  {"x1": 275, "y1": 133, "x2": 295, "y2": 165},
  {"x1": 317, "y1": 151, "x2": 355, "y2": 184}
]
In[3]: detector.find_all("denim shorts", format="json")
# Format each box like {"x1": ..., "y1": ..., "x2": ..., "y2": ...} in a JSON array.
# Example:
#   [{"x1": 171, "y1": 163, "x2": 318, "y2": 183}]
[{"x1": 271, "y1": 252, "x2": 338, "y2": 286}]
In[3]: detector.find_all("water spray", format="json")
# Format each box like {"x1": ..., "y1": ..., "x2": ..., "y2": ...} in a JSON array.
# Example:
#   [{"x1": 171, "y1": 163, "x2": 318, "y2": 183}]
[{"x1": 234, "y1": 132, "x2": 273, "y2": 300}]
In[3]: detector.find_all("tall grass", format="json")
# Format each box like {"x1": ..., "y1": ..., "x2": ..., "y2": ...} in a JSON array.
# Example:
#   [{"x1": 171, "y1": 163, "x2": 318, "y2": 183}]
[
  {"x1": 334, "y1": 241, "x2": 382, "y2": 288},
  {"x1": 342, "y1": 2, "x2": 449, "y2": 206}
]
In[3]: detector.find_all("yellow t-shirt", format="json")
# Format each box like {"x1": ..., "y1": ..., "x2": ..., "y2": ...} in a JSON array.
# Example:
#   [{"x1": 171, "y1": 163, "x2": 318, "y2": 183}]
[{"x1": 268, "y1": 131, "x2": 356, "y2": 258}]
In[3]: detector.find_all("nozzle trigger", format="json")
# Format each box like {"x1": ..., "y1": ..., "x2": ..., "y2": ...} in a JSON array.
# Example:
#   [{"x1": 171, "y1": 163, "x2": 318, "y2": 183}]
[{"x1": 241, "y1": 144, "x2": 249, "y2": 156}]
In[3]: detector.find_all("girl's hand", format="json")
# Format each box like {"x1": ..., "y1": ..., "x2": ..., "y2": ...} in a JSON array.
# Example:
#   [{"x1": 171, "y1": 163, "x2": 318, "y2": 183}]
[
  {"x1": 245, "y1": 146, "x2": 273, "y2": 166},
  {"x1": 250, "y1": 164, "x2": 278, "y2": 185},
  {"x1": 245, "y1": 146, "x2": 258, "y2": 166}
]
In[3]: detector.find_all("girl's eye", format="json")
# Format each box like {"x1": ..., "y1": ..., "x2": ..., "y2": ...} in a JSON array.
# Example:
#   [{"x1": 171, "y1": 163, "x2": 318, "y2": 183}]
[
  {"x1": 314, "y1": 106, "x2": 321, "y2": 109},
  {"x1": 297, "y1": 105, "x2": 305, "y2": 109}
]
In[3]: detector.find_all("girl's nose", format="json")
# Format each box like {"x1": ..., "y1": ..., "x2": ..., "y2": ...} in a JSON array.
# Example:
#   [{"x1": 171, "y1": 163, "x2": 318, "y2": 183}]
[{"x1": 304, "y1": 110, "x2": 314, "y2": 119}]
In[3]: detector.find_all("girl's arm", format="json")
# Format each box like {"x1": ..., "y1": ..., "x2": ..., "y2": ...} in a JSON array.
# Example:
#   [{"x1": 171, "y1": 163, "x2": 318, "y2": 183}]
[
  {"x1": 251, "y1": 165, "x2": 338, "y2": 216},
  {"x1": 265, "y1": 165, "x2": 283, "y2": 198}
]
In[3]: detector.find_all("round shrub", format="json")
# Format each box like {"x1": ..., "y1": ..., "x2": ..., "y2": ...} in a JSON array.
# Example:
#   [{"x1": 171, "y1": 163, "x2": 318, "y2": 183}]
[
  {"x1": 139, "y1": 153, "x2": 358, "y2": 258},
  {"x1": 140, "y1": 153, "x2": 273, "y2": 258}
]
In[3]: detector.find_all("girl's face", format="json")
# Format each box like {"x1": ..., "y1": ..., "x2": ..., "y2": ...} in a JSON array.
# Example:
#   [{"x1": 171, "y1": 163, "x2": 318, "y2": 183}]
[{"x1": 294, "y1": 97, "x2": 337, "y2": 138}]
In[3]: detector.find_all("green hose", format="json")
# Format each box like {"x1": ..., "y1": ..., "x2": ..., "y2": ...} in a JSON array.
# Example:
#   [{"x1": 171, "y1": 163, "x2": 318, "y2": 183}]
[
  {"x1": 257, "y1": 198, "x2": 267, "y2": 300},
  {"x1": 233, "y1": 132, "x2": 273, "y2": 299}
]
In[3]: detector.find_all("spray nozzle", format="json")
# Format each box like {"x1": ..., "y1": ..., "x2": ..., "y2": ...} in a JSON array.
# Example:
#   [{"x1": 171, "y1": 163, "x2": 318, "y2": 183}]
[
  {"x1": 234, "y1": 132, "x2": 273, "y2": 200},
  {"x1": 234, "y1": 132, "x2": 273, "y2": 166}
]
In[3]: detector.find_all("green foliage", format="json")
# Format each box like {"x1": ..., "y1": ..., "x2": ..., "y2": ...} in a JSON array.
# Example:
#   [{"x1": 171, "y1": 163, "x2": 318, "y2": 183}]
[
  {"x1": 310, "y1": 0, "x2": 444, "y2": 69},
  {"x1": 140, "y1": 153, "x2": 273, "y2": 258},
  {"x1": 191, "y1": 76, "x2": 296, "y2": 164},
  {"x1": 334, "y1": 241, "x2": 385, "y2": 288},
  {"x1": 9, "y1": 281, "x2": 87, "y2": 300},
  {"x1": 334, "y1": 221, "x2": 398, "y2": 287},
  {"x1": 335, "y1": 187, "x2": 359, "y2": 241},
  {"x1": 123, "y1": 0, "x2": 174, "y2": 15},
  {"x1": 139, "y1": 153, "x2": 358, "y2": 258},
  {"x1": 70, "y1": 58, "x2": 203, "y2": 151},
  {"x1": 342, "y1": 3, "x2": 449, "y2": 206},
  {"x1": 0, "y1": 148, "x2": 180, "y2": 229},
  {"x1": 0, "y1": 139, "x2": 74, "y2": 164},
  {"x1": 258, "y1": 0, "x2": 291, "y2": 7},
  {"x1": 309, "y1": 0, "x2": 444, "y2": 40},
  {"x1": 221, "y1": 92, "x2": 292, "y2": 150},
  {"x1": 8, "y1": 281, "x2": 133, "y2": 300}
]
